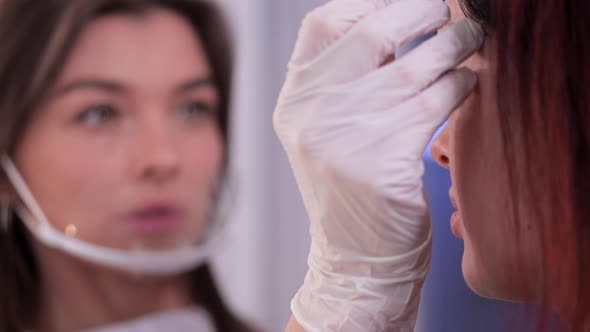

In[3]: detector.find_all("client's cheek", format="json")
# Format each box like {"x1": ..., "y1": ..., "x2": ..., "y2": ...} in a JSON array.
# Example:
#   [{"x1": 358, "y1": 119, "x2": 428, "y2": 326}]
[{"x1": 448, "y1": 89, "x2": 481, "y2": 147}]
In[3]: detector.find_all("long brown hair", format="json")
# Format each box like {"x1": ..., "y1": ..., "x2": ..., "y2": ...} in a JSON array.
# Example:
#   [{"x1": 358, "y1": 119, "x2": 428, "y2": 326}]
[
  {"x1": 463, "y1": 0, "x2": 590, "y2": 330},
  {"x1": 0, "y1": 1, "x2": 253, "y2": 331}
]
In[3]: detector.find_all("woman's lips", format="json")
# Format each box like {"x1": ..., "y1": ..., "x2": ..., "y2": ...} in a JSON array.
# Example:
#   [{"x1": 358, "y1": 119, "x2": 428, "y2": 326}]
[
  {"x1": 126, "y1": 203, "x2": 182, "y2": 231},
  {"x1": 449, "y1": 190, "x2": 459, "y2": 210},
  {"x1": 449, "y1": 189, "x2": 463, "y2": 238},
  {"x1": 450, "y1": 211, "x2": 463, "y2": 239}
]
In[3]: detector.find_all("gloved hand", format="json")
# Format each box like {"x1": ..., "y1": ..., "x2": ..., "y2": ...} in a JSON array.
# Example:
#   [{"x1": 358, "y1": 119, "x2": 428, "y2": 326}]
[{"x1": 274, "y1": 0, "x2": 484, "y2": 331}]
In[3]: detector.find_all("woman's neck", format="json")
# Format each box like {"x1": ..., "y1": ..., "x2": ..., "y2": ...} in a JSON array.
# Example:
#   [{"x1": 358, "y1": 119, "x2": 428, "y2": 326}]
[{"x1": 33, "y1": 242, "x2": 194, "y2": 332}]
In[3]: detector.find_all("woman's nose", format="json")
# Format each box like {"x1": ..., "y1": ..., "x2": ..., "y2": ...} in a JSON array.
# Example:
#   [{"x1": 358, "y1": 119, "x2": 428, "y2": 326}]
[
  {"x1": 430, "y1": 124, "x2": 451, "y2": 169},
  {"x1": 132, "y1": 123, "x2": 180, "y2": 183}
]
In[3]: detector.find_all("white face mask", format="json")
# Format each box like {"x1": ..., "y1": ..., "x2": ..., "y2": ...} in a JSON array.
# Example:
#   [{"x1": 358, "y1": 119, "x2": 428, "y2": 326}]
[{"x1": 0, "y1": 154, "x2": 227, "y2": 276}]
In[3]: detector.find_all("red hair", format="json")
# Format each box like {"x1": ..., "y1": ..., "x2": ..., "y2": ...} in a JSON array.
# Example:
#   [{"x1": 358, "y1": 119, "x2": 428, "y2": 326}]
[{"x1": 492, "y1": 0, "x2": 590, "y2": 330}]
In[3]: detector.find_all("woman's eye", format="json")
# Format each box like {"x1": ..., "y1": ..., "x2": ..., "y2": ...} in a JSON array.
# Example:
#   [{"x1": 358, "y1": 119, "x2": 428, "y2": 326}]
[
  {"x1": 75, "y1": 105, "x2": 118, "y2": 126},
  {"x1": 176, "y1": 101, "x2": 215, "y2": 120}
]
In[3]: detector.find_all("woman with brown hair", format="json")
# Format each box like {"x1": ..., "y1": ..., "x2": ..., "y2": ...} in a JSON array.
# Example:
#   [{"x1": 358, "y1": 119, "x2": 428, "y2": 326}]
[
  {"x1": 276, "y1": 0, "x2": 589, "y2": 331},
  {"x1": 0, "y1": 0, "x2": 254, "y2": 331}
]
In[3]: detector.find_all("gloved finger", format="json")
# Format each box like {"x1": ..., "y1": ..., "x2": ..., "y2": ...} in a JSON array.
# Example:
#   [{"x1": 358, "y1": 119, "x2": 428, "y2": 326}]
[
  {"x1": 374, "y1": 19, "x2": 484, "y2": 104},
  {"x1": 390, "y1": 67, "x2": 477, "y2": 150},
  {"x1": 295, "y1": 0, "x2": 450, "y2": 85},
  {"x1": 289, "y1": 0, "x2": 391, "y2": 67}
]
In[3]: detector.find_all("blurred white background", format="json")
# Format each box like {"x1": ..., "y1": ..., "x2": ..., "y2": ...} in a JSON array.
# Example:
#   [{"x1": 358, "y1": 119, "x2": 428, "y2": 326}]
[{"x1": 210, "y1": 1, "x2": 323, "y2": 330}]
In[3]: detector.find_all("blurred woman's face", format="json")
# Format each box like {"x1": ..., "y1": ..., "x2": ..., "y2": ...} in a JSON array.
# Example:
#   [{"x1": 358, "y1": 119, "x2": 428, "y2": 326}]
[
  {"x1": 13, "y1": 9, "x2": 223, "y2": 254},
  {"x1": 431, "y1": 0, "x2": 542, "y2": 301}
]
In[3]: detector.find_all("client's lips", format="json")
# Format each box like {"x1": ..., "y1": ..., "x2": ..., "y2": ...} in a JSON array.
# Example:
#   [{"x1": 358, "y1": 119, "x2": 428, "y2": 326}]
[
  {"x1": 450, "y1": 211, "x2": 462, "y2": 238},
  {"x1": 127, "y1": 203, "x2": 182, "y2": 231},
  {"x1": 449, "y1": 190, "x2": 459, "y2": 210},
  {"x1": 449, "y1": 189, "x2": 463, "y2": 238},
  {"x1": 450, "y1": 196, "x2": 458, "y2": 210}
]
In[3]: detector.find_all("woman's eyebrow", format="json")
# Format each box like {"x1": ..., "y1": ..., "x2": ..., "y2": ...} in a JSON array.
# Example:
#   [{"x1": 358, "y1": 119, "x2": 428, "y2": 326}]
[
  {"x1": 176, "y1": 77, "x2": 215, "y2": 93},
  {"x1": 52, "y1": 79, "x2": 125, "y2": 97},
  {"x1": 50, "y1": 76, "x2": 215, "y2": 98}
]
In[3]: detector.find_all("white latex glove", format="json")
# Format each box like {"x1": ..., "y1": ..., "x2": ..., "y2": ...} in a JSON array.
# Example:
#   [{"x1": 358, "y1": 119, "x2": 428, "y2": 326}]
[{"x1": 273, "y1": 0, "x2": 484, "y2": 331}]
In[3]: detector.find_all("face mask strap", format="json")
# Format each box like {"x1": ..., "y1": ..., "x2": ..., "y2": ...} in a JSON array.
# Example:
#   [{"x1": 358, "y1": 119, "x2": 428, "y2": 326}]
[{"x1": 0, "y1": 153, "x2": 225, "y2": 276}]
